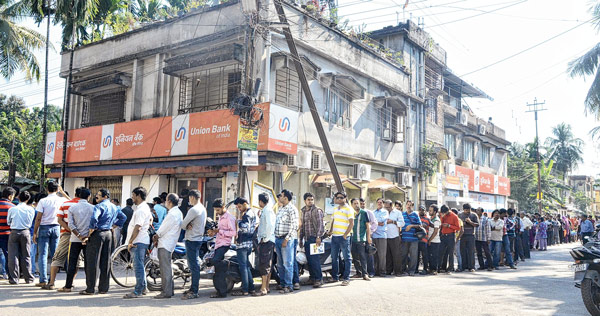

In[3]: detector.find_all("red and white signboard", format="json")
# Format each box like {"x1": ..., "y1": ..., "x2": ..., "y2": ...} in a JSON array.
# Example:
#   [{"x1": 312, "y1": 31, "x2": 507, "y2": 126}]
[
  {"x1": 447, "y1": 164, "x2": 510, "y2": 196},
  {"x1": 267, "y1": 104, "x2": 298, "y2": 155}
]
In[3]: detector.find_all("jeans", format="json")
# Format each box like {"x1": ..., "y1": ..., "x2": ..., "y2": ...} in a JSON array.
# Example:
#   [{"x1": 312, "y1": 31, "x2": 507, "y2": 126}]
[
  {"x1": 522, "y1": 229, "x2": 531, "y2": 259},
  {"x1": 427, "y1": 242, "x2": 440, "y2": 272},
  {"x1": 293, "y1": 239, "x2": 299, "y2": 285},
  {"x1": 331, "y1": 236, "x2": 351, "y2": 281},
  {"x1": 275, "y1": 237, "x2": 294, "y2": 289},
  {"x1": 399, "y1": 240, "x2": 418, "y2": 274},
  {"x1": 455, "y1": 239, "x2": 462, "y2": 269},
  {"x1": 236, "y1": 247, "x2": 254, "y2": 293},
  {"x1": 158, "y1": 248, "x2": 174, "y2": 296},
  {"x1": 185, "y1": 240, "x2": 202, "y2": 294},
  {"x1": 460, "y1": 234, "x2": 475, "y2": 270},
  {"x1": 303, "y1": 236, "x2": 323, "y2": 281},
  {"x1": 30, "y1": 237, "x2": 37, "y2": 274},
  {"x1": 351, "y1": 240, "x2": 368, "y2": 277},
  {"x1": 502, "y1": 235, "x2": 514, "y2": 266},
  {"x1": 490, "y1": 240, "x2": 502, "y2": 268},
  {"x1": 367, "y1": 254, "x2": 375, "y2": 277},
  {"x1": 0, "y1": 235, "x2": 7, "y2": 276},
  {"x1": 475, "y1": 240, "x2": 492, "y2": 269},
  {"x1": 132, "y1": 243, "x2": 148, "y2": 295},
  {"x1": 373, "y1": 238, "x2": 387, "y2": 276},
  {"x1": 440, "y1": 234, "x2": 455, "y2": 271},
  {"x1": 415, "y1": 241, "x2": 429, "y2": 273},
  {"x1": 515, "y1": 233, "x2": 525, "y2": 261},
  {"x1": 37, "y1": 225, "x2": 59, "y2": 283}
]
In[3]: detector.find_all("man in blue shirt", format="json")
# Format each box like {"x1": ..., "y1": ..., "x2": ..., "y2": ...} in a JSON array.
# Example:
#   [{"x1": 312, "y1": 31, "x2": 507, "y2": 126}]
[
  {"x1": 80, "y1": 188, "x2": 126, "y2": 295},
  {"x1": 6, "y1": 191, "x2": 35, "y2": 284},
  {"x1": 581, "y1": 215, "x2": 595, "y2": 244},
  {"x1": 399, "y1": 200, "x2": 422, "y2": 276},
  {"x1": 372, "y1": 198, "x2": 388, "y2": 277}
]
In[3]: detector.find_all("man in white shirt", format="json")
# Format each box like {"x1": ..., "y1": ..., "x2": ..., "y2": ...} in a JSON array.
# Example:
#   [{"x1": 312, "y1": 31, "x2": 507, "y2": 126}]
[
  {"x1": 384, "y1": 200, "x2": 404, "y2": 276},
  {"x1": 152, "y1": 193, "x2": 183, "y2": 299},
  {"x1": 123, "y1": 187, "x2": 153, "y2": 299},
  {"x1": 181, "y1": 189, "x2": 206, "y2": 300},
  {"x1": 32, "y1": 181, "x2": 68, "y2": 287},
  {"x1": 520, "y1": 213, "x2": 533, "y2": 259}
]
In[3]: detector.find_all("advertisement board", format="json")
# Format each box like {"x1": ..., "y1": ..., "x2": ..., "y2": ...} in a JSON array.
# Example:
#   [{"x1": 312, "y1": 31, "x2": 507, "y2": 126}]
[{"x1": 447, "y1": 164, "x2": 510, "y2": 196}]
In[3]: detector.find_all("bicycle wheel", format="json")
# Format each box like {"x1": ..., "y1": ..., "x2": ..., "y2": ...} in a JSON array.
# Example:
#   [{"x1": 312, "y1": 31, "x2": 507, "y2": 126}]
[
  {"x1": 145, "y1": 259, "x2": 162, "y2": 291},
  {"x1": 110, "y1": 245, "x2": 136, "y2": 288}
]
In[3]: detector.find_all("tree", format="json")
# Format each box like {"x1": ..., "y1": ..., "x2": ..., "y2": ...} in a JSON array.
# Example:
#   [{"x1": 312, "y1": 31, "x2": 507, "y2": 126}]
[
  {"x1": 0, "y1": 0, "x2": 47, "y2": 80},
  {"x1": 545, "y1": 123, "x2": 584, "y2": 179},
  {"x1": 573, "y1": 191, "x2": 593, "y2": 213}
]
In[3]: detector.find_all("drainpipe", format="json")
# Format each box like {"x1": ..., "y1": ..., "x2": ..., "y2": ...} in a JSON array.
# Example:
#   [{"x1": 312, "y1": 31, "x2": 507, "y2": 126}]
[{"x1": 262, "y1": 30, "x2": 272, "y2": 102}]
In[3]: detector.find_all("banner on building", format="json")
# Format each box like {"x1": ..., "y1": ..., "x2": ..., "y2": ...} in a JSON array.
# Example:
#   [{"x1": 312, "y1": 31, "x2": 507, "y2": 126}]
[
  {"x1": 447, "y1": 164, "x2": 510, "y2": 196},
  {"x1": 267, "y1": 104, "x2": 298, "y2": 155},
  {"x1": 237, "y1": 125, "x2": 259, "y2": 151}
]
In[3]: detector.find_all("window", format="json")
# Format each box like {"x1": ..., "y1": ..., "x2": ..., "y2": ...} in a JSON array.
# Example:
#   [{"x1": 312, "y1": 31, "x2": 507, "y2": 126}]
[
  {"x1": 324, "y1": 87, "x2": 351, "y2": 129},
  {"x1": 463, "y1": 140, "x2": 474, "y2": 162},
  {"x1": 378, "y1": 104, "x2": 405, "y2": 143},
  {"x1": 444, "y1": 133, "x2": 456, "y2": 157},
  {"x1": 81, "y1": 90, "x2": 126, "y2": 127},
  {"x1": 275, "y1": 66, "x2": 302, "y2": 111},
  {"x1": 426, "y1": 98, "x2": 438, "y2": 124},
  {"x1": 179, "y1": 64, "x2": 241, "y2": 114},
  {"x1": 480, "y1": 145, "x2": 490, "y2": 167}
]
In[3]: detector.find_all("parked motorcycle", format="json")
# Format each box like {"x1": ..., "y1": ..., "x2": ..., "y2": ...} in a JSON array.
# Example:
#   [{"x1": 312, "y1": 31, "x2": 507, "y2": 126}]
[
  {"x1": 296, "y1": 236, "x2": 345, "y2": 280},
  {"x1": 570, "y1": 225, "x2": 600, "y2": 315}
]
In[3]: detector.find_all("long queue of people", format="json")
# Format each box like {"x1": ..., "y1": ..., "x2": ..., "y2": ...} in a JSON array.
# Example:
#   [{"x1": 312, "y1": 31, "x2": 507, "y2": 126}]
[{"x1": 0, "y1": 181, "x2": 583, "y2": 300}]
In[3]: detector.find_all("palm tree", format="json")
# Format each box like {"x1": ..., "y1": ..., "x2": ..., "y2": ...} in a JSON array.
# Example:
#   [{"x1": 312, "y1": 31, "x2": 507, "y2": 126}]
[
  {"x1": 545, "y1": 123, "x2": 584, "y2": 179},
  {"x1": 0, "y1": 0, "x2": 47, "y2": 80}
]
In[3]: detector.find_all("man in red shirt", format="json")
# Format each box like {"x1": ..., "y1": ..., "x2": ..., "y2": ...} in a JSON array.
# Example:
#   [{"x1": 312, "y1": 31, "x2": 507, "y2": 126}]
[
  {"x1": 0, "y1": 187, "x2": 16, "y2": 279},
  {"x1": 439, "y1": 205, "x2": 460, "y2": 273}
]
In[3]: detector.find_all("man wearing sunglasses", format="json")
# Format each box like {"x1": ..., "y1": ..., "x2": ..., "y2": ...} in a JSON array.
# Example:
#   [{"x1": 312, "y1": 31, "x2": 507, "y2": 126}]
[{"x1": 327, "y1": 192, "x2": 354, "y2": 286}]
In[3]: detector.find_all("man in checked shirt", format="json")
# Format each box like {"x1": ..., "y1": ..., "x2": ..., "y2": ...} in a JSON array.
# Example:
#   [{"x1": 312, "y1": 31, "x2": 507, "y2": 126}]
[
  {"x1": 299, "y1": 192, "x2": 324, "y2": 288},
  {"x1": 274, "y1": 189, "x2": 299, "y2": 294}
]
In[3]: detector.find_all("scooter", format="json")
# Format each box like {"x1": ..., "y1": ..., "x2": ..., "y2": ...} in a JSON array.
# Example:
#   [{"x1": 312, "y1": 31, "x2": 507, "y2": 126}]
[
  {"x1": 570, "y1": 224, "x2": 600, "y2": 316},
  {"x1": 296, "y1": 235, "x2": 345, "y2": 280}
]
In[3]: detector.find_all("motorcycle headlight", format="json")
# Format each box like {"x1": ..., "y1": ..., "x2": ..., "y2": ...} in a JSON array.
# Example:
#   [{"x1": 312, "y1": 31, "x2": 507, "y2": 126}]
[
  {"x1": 296, "y1": 252, "x2": 307, "y2": 265},
  {"x1": 593, "y1": 259, "x2": 600, "y2": 264}
]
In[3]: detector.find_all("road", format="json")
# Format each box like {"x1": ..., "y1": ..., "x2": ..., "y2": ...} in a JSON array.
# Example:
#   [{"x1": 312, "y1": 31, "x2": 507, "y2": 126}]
[{"x1": 0, "y1": 242, "x2": 588, "y2": 316}]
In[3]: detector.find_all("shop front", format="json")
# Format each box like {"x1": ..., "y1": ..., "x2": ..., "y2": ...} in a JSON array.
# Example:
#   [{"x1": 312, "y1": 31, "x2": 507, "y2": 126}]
[{"x1": 441, "y1": 164, "x2": 511, "y2": 211}]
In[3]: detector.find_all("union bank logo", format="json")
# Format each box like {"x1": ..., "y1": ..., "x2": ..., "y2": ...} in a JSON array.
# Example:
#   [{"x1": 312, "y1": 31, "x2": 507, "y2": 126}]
[
  {"x1": 46, "y1": 142, "x2": 54, "y2": 153},
  {"x1": 175, "y1": 127, "x2": 186, "y2": 141},
  {"x1": 102, "y1": 136, "x2": 112, "y2": 148},
  {"x1": 279, "y1": 117, "x2": 290, "y2": 132}
]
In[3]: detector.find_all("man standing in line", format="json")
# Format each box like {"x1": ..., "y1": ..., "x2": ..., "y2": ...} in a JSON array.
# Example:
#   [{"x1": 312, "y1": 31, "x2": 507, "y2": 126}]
[
  {"x1": 489, "y1": 210, "x2": 505, "y2": 269},
  {"x1": 121, "y1": 187, "x2": 153, "y2": 298},
  {"x1": 328, "y1": 192, "x2": 354, "y2": 286},
  {"x1": 43, "y1": 187, "x2": 82, "y2": 290},
  {"x1": 514, "y1": 212, "x2": 525, "y2": 262},
  {"x1": 0, "y1": 187, "x2": 16, "y2": 282},
  {"x1": 372, "y1": 198, "x2": 388, "y2": 277},
  {"x1": 499, "y1": 209, "x2": 517, "y2": 269},
  {"x1": 152, "y1": 197, "x2": 168, "y2": 232},
  {"x1": 6, "y1": 190, "x2": 35, "y2": 284},
  {"x1": 521, "y1": 212, "x2": 533, "y2": 259},
  {"x1": 152, "y1": 193, "x2": 183, "y2": 299},
  {"x1": 81, "y1": 189, "x2": 125, "y2": 295},
  {"x1": 274, "y1": 190, "x2": 299, "y2": 294},
  {"x1": 120, "y1": 198, "x2": 135, "y2": 246},
  {"x1": 474, "y1": 207, "x2": 493, "y2": 271},
  {"x1": 299, "y1": 192, "x2": 324, "y2": 287},
  {"x1": 458, "y1": 204, "x2": 479, "y2": 272},
  {"x1": 399, "y1": 201, "x2": 422, "y2": 276},
  {"x1": 384, "y1": 200, "x2": 404, "y2": 276},
  {"x1": 58, "y1": 188, "x2": 94, "y2": 292},
  {"x1": 360, "y1": 198, "x2": 377, "y2": 278},
  {"x1": 232, "y1": 197, "x2": 258, "y2": 296},
  {"x1": 350, "y1": 198, "x2": 371, "y2": 281},
  {"x1": 33, "y1": 181, "x2": 68, "y2": 287},
  {"x1": 439, "y1": 205, "x2": 460, "y2": 273},
  {"x1": 427, "y1": 205, "x2": 441, "y2": 275},
  {"x1": 180, "y1": 189, "x2": 206, "y2": 300},
  {"x1": 208, "y1": 198, "x2": 237, "y2": 298},
  {"x1": 581, "y1": 215, "x2": 595, "y2": 244},
  {"x1": 415, "y1": 205, "x2": 430, "y2": 275},
  {"x1": 254, "y1": 193, "x2": 275, "y2": 296}
]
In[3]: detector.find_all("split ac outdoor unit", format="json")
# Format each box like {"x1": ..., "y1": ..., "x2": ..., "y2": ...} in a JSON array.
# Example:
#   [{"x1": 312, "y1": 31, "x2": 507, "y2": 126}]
[
  {"x1": 320, "y1": 152, "x2": 331, "y2": 171},
  {"x1": 286, "y1": 155, "x2": 297, "y2": 169},
  {"x1": 296, "y1": 149, "x2": 312, "y2": 169},
  {"x1": 398, "y1": 172, "x2": 413, "y2": 187},
  {"x1": 457, "y1": 112, "x2": 468, "y2": 126},
  {"x1": 311, "y1": 151, "x2": 322, "y2": 171},
  {"x1": 353, "y1": 163, "x2": 372, "y2": 181},
  {"x1": 479, "y1": 124, "x2": 487, "y2": 135}
]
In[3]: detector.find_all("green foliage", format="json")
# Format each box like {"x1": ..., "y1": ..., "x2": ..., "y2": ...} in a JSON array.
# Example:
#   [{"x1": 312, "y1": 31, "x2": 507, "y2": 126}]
[
  {"x1": 573, "y1": 191, "x2": 593, "y2": 212},
  {"x1": 545, "y1": 123, "x2": 584, "y2": 178},
  {"x1": 0, "y1": 94, "x2": 62, "y2": 180},
  {"x1": 420, "y1": 143, "x2": 438, "y2": 178}
]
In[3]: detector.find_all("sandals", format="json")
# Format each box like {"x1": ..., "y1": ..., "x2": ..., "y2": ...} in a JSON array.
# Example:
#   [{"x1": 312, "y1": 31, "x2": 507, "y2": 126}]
[
  {"x1": 79, "y1": 290, "x2": 94, "y2": 295},
  {"x1": 252, "y1": 290, "x2": 267, "y2": 296},
  {"x1": 57, "y1": 287, "x2": 71, "y2": 293},
  {"x1": 181, "y1": 292, "x2": 199, "y2": 300},
  {"x1": 279, "y1": 287, "x2": 292, "y2": 294},
  {"x1": 231, "y1": 291, "x2": 249, "y2": 296},
  {"x1": 123, "y1": 292, "x2": 141, "y2": 299},
  {"x1": 210, "y1": 293, "x2": 226, "y2": 298}
]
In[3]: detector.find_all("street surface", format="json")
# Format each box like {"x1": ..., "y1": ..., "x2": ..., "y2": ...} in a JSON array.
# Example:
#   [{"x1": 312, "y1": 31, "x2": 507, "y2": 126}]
[{"x1": 0, "y1": 242, "x2": 588, "y2": 316}]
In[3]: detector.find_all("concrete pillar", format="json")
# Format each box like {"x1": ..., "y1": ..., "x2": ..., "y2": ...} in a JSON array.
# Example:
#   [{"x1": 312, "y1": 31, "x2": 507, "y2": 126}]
[
  {"x1": 148, "y1": 175, "x2": 169, "y2": 201},
  {"x1": 122, "y1": 176, "x2": 133, "y2": 206},
  {"x1": 131, "y1": 59, "x2": 144, "y2": 120},
  {"x1": 64, "y1": 178, "x2": 85, "y2": 198}
]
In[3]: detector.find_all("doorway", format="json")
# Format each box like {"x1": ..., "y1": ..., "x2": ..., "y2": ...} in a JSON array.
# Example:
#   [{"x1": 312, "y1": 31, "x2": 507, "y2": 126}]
[{"x1": 204, "y1": 178, "x2": 223, "y2": 219}]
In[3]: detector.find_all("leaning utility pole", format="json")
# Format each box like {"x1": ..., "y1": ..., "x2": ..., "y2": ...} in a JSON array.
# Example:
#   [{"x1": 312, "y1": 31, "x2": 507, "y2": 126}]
[
  {"x1": 40, "y1": 0, "x2": 51, "y2": 192},
  {"x1": 526, "y1": 98, "x2": 546, "y2": 215},
  {"x1": 60, "y1": 21, "x2": 76, "y2": 187},
  {"x1": 273, "y1": 0, "x2": 344, "y2": 193}
]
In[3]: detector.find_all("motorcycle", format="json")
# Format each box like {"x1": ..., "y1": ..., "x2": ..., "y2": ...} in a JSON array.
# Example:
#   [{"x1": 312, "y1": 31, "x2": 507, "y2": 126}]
[
  {"x1": 570, "y1": 225, "x2": 600, "y2": 316},
  {"x1": 296, "y1": 235, "x2": 345, "y2": 280}
]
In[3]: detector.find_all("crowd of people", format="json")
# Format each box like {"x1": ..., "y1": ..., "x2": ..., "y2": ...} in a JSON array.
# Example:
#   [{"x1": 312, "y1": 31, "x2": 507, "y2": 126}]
[{"x1": 0, "y1": 181, "x2": 590, "y2": 300}]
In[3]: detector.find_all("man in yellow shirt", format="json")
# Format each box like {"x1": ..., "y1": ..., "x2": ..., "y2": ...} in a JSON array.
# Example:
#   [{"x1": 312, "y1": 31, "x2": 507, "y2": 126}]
[{"x1": 327, "y1": 192, "x2": 354, "y2": 286}]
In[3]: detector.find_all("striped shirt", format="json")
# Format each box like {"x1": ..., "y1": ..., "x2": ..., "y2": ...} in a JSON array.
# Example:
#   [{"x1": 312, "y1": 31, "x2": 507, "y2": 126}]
[
  {"x1": 0, "y1": 199, "x2": 16, "y2": 235},
  {"x1": 475, "y1": 215, "x2": 491, "y2": 241},
  {"x1": 57, "y1": 198, "x2": 80, "y2": 233},
  {"x1": 331, "y1": 204, "x2": 354, "y2": 237},
  {"x1": 351, "y1": 209, "x2": 369, "y2": 242}
]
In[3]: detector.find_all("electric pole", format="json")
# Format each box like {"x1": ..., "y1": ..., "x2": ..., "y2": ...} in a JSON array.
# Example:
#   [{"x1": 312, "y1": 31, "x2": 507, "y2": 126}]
[
  {"x1": 526, "y1": 98, "x2": 546, "y2": 215},
  {"x1": 40, "y1": 0, "x2": 51, "y2": 192}
]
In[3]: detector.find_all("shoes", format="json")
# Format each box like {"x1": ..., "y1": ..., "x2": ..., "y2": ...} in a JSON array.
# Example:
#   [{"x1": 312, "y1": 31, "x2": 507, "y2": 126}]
[
  {"x1": 510, "y1": 265, "x2": 517, "y2": 270},
  {"x1": 57, "y1": 287, "x2": 71, "y2": 293},
  {"x1": 182, "y1": 292, "x2": 199, "y2": 300},
  {"x1": 35, "y1": 282, "x2": 46, "y2": 287},
  {"x1": 42, "y1": 284, "x2": 55, "y2": 290},
  {"x1": 79, "y1": 290, "x2": 94, "y2": 295},
  {"x1": 153, "y1": 293, "x2": 172, "y2": 299},
  {"x1": 363, "y1": 275, "x2": 371, "y2": 281},
  {"x1": 368, "y1": 274, "x2": 375, "y2": 278},
  {"x1": 276, "y1": 284, "x2": 284, "y2": 290},
  {"x1": 430, "y1": 271, "x2": 438, "y2": 275},
  {"x1": 123, "y1": 292, "x2": 141, "y2": 299},
  {"x1": 407, "y1": 273, "x2": 415, "y2": 277},
  {"x1": 341, "y1": 280, "x2": 349, "y2": 286},
  {"x1": 279, "y1": 287, "x2": 292, "y2": 294},
  {"x1": 351, "y1": 274, "x2": 362, "y2": 279},
  {"x1": 487, "y1": 268, "x2": 493, "y2": 271},
  {"x1": 468, "y1": 269, "x2": 475, "y2": 272},
  {"x1": 313, "y1": 281, "x2": 323, "y2": 288},
  {"x1": 293, "y1": 283, "x2": 300, "y2": 290},
  {"x1": 419, "y1": 271, "x2": 428, "y2": 275}
]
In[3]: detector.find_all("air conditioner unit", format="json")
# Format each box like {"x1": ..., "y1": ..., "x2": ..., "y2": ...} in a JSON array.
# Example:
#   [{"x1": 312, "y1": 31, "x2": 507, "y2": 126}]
[
  {"x1": 286, "y1": 155, "x2": 297, "y2": 169},
  {"x1": 311, "y1": 151, "x2": 322, "y2": 171},
  {"x1": 457, "y1": 112, "x2": 468, "y2": 126},
  {"x1": 353, "y1": 163, "x2": 372, "y2": 181},
  {"x1": 398, "y1": 172, "x2": 413, "y2": 187},
  {"x1": 321, "y1": 153, "x2": 331, "y2": 171},
  {"x1": 296, "y1": 149, "x2": 312, "y2": 169},
  {"x1": 478, "y1": 124, "x2": 487, "y2": 135}
]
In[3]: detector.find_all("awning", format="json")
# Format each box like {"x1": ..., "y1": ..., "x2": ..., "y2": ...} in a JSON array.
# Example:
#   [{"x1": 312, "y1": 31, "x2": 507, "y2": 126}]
[
  {"x1": 372, "y1": 95, "x2": 407, "y2": 112},
  {"x1": 443, "y1": 68, "x2": 493, "y2": 100},
  {"x1": 72, "y1": 72, "x2": 131, "y2": 96},
  {"x1": 319, "y1": 73, "x2": 365, "y2": 99},
  {"x1": 311, "y1": 174, "x2": 361, "y2": 190},
  {"x1": 434, "y1": 147, "x2": 449, "y2": 160},
  {"x1": 367, "y1": 177, "x2": 406, "y2": 193}
]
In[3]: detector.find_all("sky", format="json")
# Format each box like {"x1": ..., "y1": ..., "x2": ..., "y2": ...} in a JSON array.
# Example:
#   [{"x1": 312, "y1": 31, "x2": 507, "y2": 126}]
[{"x1": 3, "y1": 0, "x2": 600, "y2": 176}]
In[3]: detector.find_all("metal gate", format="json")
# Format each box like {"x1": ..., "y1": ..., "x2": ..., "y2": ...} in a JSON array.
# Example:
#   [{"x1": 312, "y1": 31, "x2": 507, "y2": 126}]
[{"x1": 86, "y1": 177, "x2": 123, "y2": 203}]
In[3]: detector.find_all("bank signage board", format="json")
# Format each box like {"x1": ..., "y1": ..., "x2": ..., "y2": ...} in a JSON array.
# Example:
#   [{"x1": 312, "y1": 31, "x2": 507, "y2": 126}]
[{"x1": 447, "y1": 164, "x2": 511, "y2": 196}]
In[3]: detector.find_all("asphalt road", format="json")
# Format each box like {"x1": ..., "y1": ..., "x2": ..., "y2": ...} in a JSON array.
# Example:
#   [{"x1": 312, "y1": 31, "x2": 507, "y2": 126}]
[{"x1": 0, "y1": 242, "x2": 588, "y2": 316}]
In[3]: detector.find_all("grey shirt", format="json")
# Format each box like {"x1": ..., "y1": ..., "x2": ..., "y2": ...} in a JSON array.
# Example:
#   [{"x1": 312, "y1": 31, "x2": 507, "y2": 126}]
[
  {"x1": 67, "y1": 200, "x2": 95, "y2": 243},
  {"x1": 181, "y1": 203, "x2": 207, "y2": 242},
  {"x1": 458, "y1": 211, "x2": 479, "y2": 235}
]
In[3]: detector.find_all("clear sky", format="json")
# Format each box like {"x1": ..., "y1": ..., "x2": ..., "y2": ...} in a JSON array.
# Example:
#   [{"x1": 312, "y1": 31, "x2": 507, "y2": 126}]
[{"x1": 3, "y1": 0, "x2": 600, "y2": 176}]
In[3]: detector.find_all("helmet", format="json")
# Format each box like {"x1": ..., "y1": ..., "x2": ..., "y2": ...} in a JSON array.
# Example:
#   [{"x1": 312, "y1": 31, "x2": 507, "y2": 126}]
[
  {"x1": 367, "y1": 243, "x2": 377, "y2": 256},
  {"x1": 296, "y1": 251, "x2": 307, "y2": 265}
]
